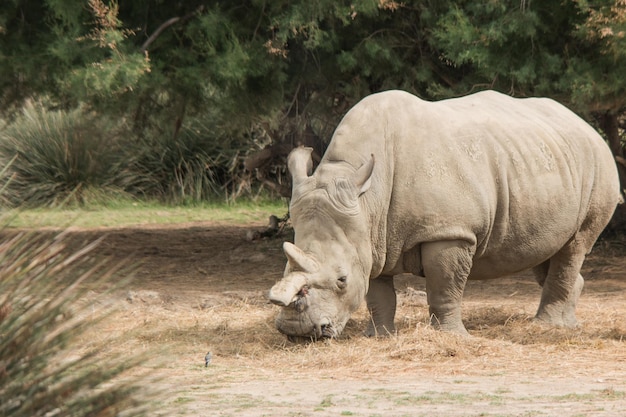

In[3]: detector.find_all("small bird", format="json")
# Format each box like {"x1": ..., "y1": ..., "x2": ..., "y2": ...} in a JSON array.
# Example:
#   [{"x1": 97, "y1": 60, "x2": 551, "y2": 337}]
[{"x1": 204, "y1": 351, "x2": 212, "y2": 367}]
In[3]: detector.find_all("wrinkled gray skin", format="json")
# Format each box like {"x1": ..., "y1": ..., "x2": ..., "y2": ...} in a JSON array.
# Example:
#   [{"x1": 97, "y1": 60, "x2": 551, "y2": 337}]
[{"x1": 268, "y1": 90, "x2": 621, "y2": 339}]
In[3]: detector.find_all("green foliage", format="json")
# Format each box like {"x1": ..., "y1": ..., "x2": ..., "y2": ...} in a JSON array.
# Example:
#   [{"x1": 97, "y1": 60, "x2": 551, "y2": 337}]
[
  {"x1": 1, "y1": 0, "x2": 624, "y2": 118},
  {"x1": 430, "y1": 1, "x2": 570, "y2": 96},
  {"x1": 0, "y1": 229, "x2": 154, "y2": 416},
  {"x1": 0, "y1": 101, "x2": 128, "y2": 207},
  {"x1": 65, "y1": 51, "x2": 150, "y2": 100},
  {"x1": 57, "y1": 0, "x2": 150, "y2": 107},
  {"x1": 565, "y1": 0, "x2": 626, "y2": 112},
  {"x1": 428, "y1": 0, "x2": 626, "y2": 114}
]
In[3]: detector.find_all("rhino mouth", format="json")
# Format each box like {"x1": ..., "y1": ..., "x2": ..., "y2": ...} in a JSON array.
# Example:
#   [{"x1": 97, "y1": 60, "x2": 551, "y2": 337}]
[
  {"x1": 285, "y1": 324, "x2": 335, "y2": 342},
  {"x1": 318, "y1": 323, "x2": 337, "y2": 339},
  {"x1": 276, "y1": 317, "x2": 338, "y2": 341}
]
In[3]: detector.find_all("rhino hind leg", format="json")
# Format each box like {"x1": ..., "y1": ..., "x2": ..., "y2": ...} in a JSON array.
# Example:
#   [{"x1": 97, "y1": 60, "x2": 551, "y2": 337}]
[
  {"x1": 421, "y1": 240, "x2": 474, "y2": 336},
  {"x1": 365, "y1": 275, "x2": 396, "y2": 337},
  {"x1": 533, "y1": 247, "x2": 586, "y2": 328},
  {"x1": 535, "y1": 186, "x2": 620, "y2": 327}
]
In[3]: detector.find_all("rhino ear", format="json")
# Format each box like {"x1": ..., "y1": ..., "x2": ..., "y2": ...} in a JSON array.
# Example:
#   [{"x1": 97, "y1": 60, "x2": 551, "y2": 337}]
[
  {"x1": 288, "y1": 147, "x2": 314, "y2": 187},
  {"x1": 283, "y1": 242, "x2": 319, "y2": 273},
  {"x1": 354, "y1": 154, "x2": 375, "y2": 195}
]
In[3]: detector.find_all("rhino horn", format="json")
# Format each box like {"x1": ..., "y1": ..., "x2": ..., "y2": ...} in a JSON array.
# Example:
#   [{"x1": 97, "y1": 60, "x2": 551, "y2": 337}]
[
  {"x1": 269, "y1": 272, "x2": 308, "y2": 307},
  {"x1": 288, "y1": 147, "x2": 314, "y2": 187},
  {"x1": 354, "y1": 154, "x2": 375, "y2": 195},
  {"x1": 283, "y1": 242, "x2": 319, "y2": 273}
]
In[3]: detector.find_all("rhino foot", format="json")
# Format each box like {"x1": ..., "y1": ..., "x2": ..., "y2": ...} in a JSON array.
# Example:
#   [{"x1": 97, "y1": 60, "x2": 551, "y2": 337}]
[
  {"x1": 429, "y1": 314, "x2": 470, "y2": 337},
  {"x1": 535, "y1": 272, "x2": 584, "y2": 329},
  {"x1": 424, "y1": 308, "x2": 472, "y2": 336},
  {"x1": 534, "y1": 307, "x2": 580, "y2": 329},
  {"x1": 365, "y1": 323, "x2": 396, "y2": 338}
]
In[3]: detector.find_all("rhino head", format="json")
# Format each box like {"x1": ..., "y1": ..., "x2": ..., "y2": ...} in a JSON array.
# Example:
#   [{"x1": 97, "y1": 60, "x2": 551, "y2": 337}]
[{"x1": 269, "y1": 147, "x2": 375, "y2": 339}]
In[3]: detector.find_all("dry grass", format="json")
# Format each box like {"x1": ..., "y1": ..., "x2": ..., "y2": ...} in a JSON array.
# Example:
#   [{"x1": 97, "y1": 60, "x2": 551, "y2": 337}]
[
  {"x1": 84, "y1": 274, "x2": 626, "y2": 384},
  {"x1": 11, "y1": 224, "x2": 626, "y2": 415}
]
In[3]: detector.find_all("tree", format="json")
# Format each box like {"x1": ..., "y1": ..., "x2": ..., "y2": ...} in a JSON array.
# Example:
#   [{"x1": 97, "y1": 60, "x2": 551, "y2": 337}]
[
  {"x1": 1, "y1": 1, "x2": 624, "y2": 210},
  {"x1": 0, "y1": 0, "x2": 150, "y2": 114},
  {"x1": 567, "y1": 0, "x2": 626, "y2": 195},
  {"x1": 430, "y1": 0, "x2": 626, "y2": 225}
]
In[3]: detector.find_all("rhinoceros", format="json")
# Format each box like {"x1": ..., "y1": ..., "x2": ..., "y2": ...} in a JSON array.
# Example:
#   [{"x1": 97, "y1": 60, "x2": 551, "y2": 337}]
[{"x1": 268, "y1": 90, "x2": 621, "y2": 339}]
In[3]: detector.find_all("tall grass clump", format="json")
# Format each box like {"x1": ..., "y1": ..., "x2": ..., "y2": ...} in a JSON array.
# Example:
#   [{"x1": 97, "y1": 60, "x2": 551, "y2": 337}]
[
  {"x1": 0, "y1": 100, "x2": 287, "y2": 207},
  {"x1": 0, "y1": 101, "x2": 128, "y2": 207},
  {"x1": 119, "y1": 117, "x2": 248, "y2": 204},
  {"x1": 0, "y1": 226, "x2": 156, "y2": 417}
]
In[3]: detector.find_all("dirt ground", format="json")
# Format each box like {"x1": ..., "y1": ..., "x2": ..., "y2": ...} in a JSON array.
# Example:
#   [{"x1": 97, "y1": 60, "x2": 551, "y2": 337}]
[{"x1": 41, "y1": 221, "x2": 626, "y2": 416}]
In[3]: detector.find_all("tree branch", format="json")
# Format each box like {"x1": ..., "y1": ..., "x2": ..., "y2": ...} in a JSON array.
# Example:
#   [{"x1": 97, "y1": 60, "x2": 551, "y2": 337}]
[{"x1": 141, "y1": 6, "x2": 204, "y2": 53}]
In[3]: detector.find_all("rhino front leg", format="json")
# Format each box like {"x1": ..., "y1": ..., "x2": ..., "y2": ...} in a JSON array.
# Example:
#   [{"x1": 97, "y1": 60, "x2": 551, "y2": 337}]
[
  {"x1": 365, "y1": 275, "x2": 396, "y2": 337},
  {"x1": 422, "y1": 240, "x2": 474, "y2": 336}
]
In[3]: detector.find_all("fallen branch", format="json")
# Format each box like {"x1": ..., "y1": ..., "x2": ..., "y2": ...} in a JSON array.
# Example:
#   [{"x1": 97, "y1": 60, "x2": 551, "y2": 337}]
[{"x1": 246, "y1": 213, "x2": 290, "y2": 241}]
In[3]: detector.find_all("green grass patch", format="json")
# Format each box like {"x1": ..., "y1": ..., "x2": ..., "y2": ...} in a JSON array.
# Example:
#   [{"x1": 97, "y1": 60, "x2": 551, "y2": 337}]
[
  {"x1": 319, "y1": 395, "x2": 334, "y2": 408},
  {"x1": 3, "y1": 199, "x2": 288, "y2": 228},
  {"x1": 173, "y1": 397, "x2": 193, "y2": 404}
]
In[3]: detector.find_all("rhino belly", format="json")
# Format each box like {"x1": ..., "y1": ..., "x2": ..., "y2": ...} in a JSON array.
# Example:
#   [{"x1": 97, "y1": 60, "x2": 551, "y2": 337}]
[
  {"x1": 467, "y1": 225, "x2": 575, "y2": 280},
  {"x1": 468, "y1": 255, "x2": 547, "y2": 280}
]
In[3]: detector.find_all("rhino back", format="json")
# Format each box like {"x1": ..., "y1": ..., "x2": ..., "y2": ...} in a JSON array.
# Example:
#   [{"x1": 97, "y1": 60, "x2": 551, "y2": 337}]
[{"x1": 321, "y1": 90, "x2": 620, "y2": 278}]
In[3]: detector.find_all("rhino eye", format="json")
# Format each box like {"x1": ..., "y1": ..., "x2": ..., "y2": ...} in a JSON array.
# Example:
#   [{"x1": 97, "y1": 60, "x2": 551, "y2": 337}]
[{"x1": 337, "y1": 276, "x2": 347, "y2": 289}]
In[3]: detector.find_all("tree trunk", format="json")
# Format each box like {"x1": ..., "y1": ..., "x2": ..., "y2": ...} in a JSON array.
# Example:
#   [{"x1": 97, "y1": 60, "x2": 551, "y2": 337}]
[{"x1": 599, "y1": 112, "x2": 626, "y2": 231}]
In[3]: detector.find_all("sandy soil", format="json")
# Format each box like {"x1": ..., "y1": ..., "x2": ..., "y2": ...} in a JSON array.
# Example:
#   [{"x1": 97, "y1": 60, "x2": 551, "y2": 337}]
[{"x1": 33, "y1": 221, "x2": 626, "y2": 416}]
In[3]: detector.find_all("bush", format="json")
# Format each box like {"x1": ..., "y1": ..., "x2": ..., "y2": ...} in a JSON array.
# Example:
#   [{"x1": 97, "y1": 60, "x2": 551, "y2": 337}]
[
  {"x1": 0, "y1": 101, "x2": 128, "y2": 208},
  {"x1": 0, "y1": 99, "x2": 280, "y2": 207},
  {"x1": 118, "y1": 117, "x2": 251, "y2": 204},
  {"x1": 0, "y1": 226, "x2": 155, "y2": 417}
]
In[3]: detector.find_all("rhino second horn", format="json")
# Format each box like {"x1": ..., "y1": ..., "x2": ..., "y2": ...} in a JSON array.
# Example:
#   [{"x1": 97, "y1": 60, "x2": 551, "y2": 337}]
[
  {"x1": 288, "y1": 146, "x2": 314, "y2": 186},
  {"x1": 354, "y1": 153, "x2": 375, "y2": 195},
  {"x1": 283, "y1": 242, "x2": 319, "y2": 273},
  {"x1": 269, "y1": 273, "x2": 308, "y2": 307}
]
